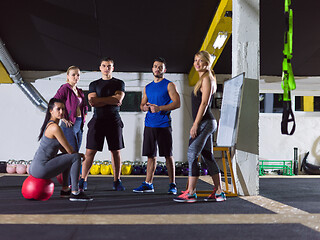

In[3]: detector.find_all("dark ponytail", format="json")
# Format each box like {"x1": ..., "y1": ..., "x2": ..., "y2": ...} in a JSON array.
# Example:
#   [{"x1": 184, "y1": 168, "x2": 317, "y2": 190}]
[{"x1": 38, "y1": 98, "x2": 65, "y2": 141}]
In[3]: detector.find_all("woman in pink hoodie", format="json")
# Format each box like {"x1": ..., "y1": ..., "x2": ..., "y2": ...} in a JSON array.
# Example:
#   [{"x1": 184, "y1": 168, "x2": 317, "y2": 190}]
[{"x1": 54, "y1": 66, "x2": 88, "y2": 153}]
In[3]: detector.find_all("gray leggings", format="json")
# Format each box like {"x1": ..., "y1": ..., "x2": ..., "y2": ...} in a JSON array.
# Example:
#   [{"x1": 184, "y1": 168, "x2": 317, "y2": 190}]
[
  {"x1": 30, "y1": 153, "x2": 81, "y2": 192},
  {"x1": 188, "y1": 119, "x2": 220, "y2": 177}
]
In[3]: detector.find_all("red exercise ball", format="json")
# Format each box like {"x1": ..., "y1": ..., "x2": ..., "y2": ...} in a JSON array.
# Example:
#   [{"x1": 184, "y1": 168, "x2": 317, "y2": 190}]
[{"x1": 21, "y1": 175, "x2": 54, "y2": 201}]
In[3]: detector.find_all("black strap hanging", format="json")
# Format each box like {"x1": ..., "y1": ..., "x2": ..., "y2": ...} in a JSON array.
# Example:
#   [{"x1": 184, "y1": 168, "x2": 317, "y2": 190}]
[{"x1": 281, "y1": 101, "x2": 296, "y2": 135}]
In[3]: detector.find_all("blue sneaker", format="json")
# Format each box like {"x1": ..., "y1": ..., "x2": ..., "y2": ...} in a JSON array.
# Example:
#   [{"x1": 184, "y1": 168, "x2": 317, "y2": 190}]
[
  {"x1": 83, "y1": 180, "x2": 88, "y2": 191},
  {"x1": 168, "y1": 183, "x2": 177, "y2": 195},
  {"x1": 133, "y1": 181, "x2": 154, "y2": 193},
  {"x1": 113, "y1": 179, "x2": 125, "y2": 191},
  {"x1": 173, "y1": 190, "x2": 197, "y2": 203}
]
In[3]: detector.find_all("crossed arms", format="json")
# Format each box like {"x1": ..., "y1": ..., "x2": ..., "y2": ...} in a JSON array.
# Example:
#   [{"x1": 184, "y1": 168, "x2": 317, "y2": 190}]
[{"x1": 88, "y1": 90, "x2": 125, "y2": 107}]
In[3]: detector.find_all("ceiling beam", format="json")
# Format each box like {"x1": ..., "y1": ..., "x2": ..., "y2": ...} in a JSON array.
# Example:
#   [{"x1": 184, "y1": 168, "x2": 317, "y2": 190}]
[{"x1": 189, "y1": 0, "x2": 232, "y2": 86}]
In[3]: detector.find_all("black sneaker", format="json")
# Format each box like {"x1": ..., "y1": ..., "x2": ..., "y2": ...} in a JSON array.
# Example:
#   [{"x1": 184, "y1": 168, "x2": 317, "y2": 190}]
[
  {"x1": 113, "y1": 179, "x2": 125, "y2": 191},
  {"x1": 60, "y1": 189, "x2": 71, "y2": 198},
  {"x1": 69, "y1": 191, "x2": 93, "y2": 202},
  {"x1": 168, "y1": 183, "x2": 177, "y2": 195},
  {"x1": 83, "y1": 180, "x2": 88, "y2": 191},
  {"x1": 79, "y1": 178, "x2": 86, "y2": 191}
]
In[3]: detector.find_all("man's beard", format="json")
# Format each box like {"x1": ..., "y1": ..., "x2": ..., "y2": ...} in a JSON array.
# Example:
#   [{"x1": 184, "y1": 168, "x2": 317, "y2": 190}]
[{"x1": 153, "y1": 73, "x2": 164, "y2": 78}]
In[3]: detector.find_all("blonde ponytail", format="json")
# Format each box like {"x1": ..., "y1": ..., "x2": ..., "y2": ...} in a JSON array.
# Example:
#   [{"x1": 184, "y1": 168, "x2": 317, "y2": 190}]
[{"x1": 193, "y1": 70, "x2": 216, "y2": 96}]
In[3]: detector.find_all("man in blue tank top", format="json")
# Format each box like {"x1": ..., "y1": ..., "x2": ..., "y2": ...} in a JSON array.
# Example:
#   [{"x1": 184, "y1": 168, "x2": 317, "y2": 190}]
[{"x1": 133, "y1": 57, "x2": 180, "y2": 194}]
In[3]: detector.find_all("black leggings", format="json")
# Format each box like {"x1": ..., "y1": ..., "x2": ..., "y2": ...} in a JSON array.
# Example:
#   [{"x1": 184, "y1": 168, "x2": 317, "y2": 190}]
[{"x1": 188, "y1": 119, "x2": 220, "y2": 177}]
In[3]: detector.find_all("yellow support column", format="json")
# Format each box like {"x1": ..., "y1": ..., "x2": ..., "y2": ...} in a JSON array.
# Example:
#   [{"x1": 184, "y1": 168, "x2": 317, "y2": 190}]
[
  {"x1": 189, "y1": 0, "x2": 232, "y2": 86},
  {"x1": 0, "y1": 61, "x2": 13, "y2": 83}
]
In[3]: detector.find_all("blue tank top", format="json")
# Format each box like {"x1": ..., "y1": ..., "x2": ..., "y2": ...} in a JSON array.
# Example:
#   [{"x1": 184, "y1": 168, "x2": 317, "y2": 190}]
[{"x1": 145, "y1": 78, "x2": 172, "y2": 128}]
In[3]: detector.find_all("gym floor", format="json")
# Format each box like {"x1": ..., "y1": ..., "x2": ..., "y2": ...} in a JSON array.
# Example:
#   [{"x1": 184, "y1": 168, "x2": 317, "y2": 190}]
[{"x1": 0, "y1": 174, "x2": 319, "y2": 240}]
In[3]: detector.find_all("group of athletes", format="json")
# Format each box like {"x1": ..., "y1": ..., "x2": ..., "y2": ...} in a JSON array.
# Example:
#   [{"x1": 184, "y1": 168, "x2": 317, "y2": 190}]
[{"x1": 29, "y1": 50, "x2": 226, "y2": 203}]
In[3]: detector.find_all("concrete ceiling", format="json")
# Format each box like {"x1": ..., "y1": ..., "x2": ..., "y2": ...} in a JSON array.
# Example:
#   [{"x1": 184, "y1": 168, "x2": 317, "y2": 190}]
[{"x1": 0, "y1": 0, "x2": 318, "y2": 76}]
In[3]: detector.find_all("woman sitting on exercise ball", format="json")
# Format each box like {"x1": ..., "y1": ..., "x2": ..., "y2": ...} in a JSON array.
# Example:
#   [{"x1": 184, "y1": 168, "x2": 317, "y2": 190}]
[{"x1": 29, "y1": 98, "x2": 93, "y2": 201}]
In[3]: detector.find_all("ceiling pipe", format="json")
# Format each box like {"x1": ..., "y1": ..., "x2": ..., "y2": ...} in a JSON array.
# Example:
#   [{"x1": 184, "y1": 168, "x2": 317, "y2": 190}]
[{"x1": 0, "y1": 38, "x2": 47, "y2": 112}]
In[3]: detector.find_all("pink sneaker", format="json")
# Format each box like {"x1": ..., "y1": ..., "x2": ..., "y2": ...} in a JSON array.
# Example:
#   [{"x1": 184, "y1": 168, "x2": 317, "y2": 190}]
[
  {"x1": 204, "y1": 191, "x2": 226, "y2": 202},
  {"x1": 173, "y1": 190, "x2": 197, "y2": 203}
]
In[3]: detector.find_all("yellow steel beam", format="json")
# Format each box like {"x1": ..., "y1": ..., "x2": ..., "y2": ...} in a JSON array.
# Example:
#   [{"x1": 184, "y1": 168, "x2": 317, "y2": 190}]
[
  {"x1": 189, "y1": 0, "x2": 232, "y2": 86},
  {"x1": 0, "y1": 61, "x2": 13, "y2": 83}
]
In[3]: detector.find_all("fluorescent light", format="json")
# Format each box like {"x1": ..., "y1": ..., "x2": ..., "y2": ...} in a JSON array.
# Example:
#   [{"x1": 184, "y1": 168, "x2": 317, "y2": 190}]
[{"x1": 212, "y1": 32, "x2": 228, "y2": 49}]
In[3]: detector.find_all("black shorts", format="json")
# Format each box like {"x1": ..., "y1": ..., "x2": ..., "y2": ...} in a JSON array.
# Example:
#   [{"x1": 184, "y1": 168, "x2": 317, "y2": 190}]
[
  {"x1": 86, "y1": 118, "x2": 125, "y2": 151},
  {"x1": 142, "y1": 126, "x2": 172, "y2": 157}
]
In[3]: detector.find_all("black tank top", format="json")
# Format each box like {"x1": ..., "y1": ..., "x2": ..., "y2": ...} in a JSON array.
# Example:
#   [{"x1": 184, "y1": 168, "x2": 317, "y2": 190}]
[{"x1": 191, "y1": 90, "x2": 214, "y2": 121}]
